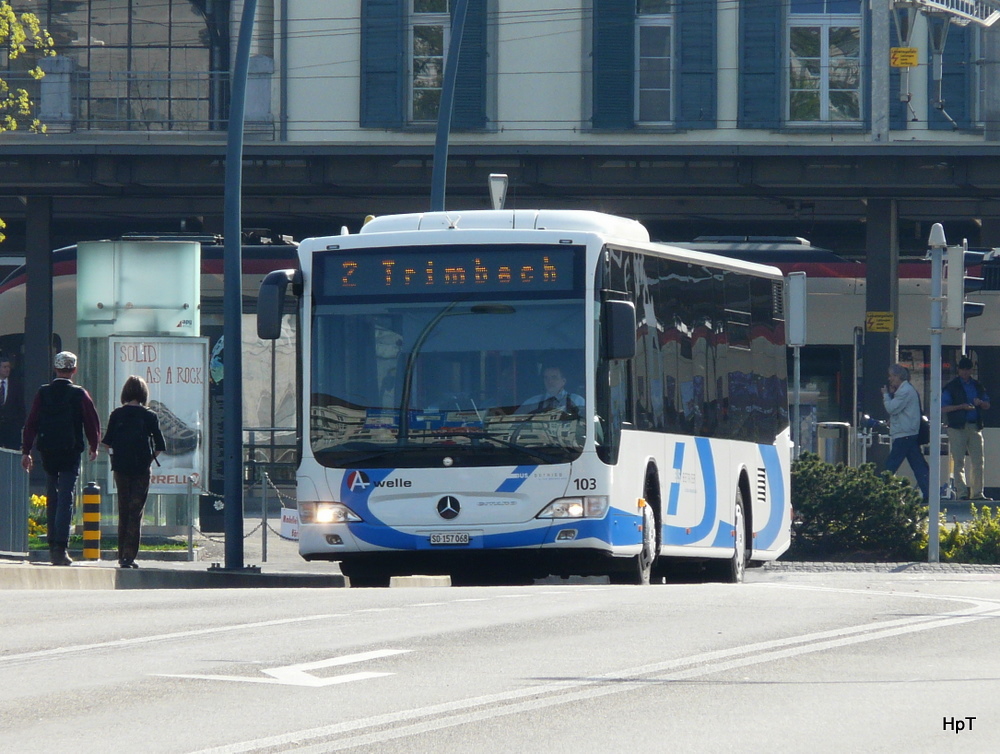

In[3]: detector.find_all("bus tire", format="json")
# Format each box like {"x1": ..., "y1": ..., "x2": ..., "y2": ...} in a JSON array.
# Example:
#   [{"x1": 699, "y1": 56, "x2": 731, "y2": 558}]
[
  {"x1": 609, "y1": 504, "x2": 655, "y2": 585},
  {"x1": 712, "y1": 490, "x2": 747, "y2": 584},
  {"x1": 342, "y1": 564, "x2": 391, "y2": 588}
]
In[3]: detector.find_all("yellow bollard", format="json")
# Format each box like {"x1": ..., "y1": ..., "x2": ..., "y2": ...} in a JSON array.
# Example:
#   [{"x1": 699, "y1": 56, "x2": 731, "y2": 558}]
[{"x1": 82, "y1": 482, "x2": 101, "y2": 561}]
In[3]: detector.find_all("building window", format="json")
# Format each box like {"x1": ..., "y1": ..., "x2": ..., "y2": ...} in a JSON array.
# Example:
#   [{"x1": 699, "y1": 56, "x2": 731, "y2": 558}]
[
  {"x1": 30, "y1": 0, "x2": 218, "y2": 131},
  {"x1": 787, "y1": 0, "x2": 862, "y2": 123},
  {"x1": 411, "y1": 0, "x2": 449, "y2": 122},
  {"x1": 636, "y1": 0, "x2": 673, "y2": 124}
]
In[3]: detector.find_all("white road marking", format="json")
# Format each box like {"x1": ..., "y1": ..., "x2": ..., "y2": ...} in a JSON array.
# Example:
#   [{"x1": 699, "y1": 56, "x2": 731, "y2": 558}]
[
  {"x1": 0, "y1": 614, "x2": 349, "y2": 665},
  {"x1": 187, "y1": 592, "x2": 1000, "y2": 754},
  {"x1": 0, "y1": 589, "x2": 594, "y2": 665},
  {"x1": 159, "y1": 649, "x2": 411, "y2": 687}
]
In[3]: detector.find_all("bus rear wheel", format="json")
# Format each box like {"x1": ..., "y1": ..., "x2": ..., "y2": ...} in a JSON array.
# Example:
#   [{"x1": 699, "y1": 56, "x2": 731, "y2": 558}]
[{"x1": 609, "y1": 504, "x2": 656, "y2": 585}]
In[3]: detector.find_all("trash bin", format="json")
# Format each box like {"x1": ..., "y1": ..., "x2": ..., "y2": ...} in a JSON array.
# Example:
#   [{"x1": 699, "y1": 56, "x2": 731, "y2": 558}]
[
  {"x1": 198, "y1": 494, "x2": 225, "y2": 533},
  {"x1": 817, "y1": 422, "x2": 851, "y2": 465}
]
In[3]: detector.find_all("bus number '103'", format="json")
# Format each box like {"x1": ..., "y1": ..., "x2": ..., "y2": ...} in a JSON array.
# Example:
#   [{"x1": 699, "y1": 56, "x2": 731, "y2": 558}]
[{"x1": 573, "y1": 478, "x2": 597, "y2": 491}]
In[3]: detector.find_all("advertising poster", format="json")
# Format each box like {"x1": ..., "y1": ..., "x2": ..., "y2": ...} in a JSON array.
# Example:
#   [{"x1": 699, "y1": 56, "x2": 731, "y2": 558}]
[{"x1": 109, "y1": 337, "x2": 209, "y2": 494}]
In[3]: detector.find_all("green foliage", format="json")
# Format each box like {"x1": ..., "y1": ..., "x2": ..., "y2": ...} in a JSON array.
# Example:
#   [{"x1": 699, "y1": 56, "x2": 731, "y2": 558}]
[
  {"x1": 1, "y1": 1, "x2": 55, "y2": 243},
  {"x1": 790, "y1": 452, "x2": 926, "y2": 560},
  {"x1": 0, "y1": 2, "x2": 54, "y2": 133},
  {"x1": 28, "y1": 493, "x2": 46, "y2": 537},
  {"x1": 926, "y1": 505, "x2": 1000, "y2": 564}
]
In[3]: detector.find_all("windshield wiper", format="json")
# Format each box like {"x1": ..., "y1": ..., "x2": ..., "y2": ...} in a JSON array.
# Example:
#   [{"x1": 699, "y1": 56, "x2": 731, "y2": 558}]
[{"x1": 412, "y1": 429, "x2": 564, "y2": 464}]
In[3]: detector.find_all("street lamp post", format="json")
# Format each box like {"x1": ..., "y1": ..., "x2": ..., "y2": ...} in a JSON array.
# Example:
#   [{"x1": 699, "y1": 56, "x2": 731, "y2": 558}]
[
  {"x1": 222, "y1": 0, "x2": 258, "y2": 571},
  {"x1": 927, "y1": 222, "x2": 947, "y2": 563}
]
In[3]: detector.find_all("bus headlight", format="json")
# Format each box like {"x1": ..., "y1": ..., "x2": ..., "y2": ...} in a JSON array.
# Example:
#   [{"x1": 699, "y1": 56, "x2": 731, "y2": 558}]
[
  {"x1": 298, "y1": 502, "x2": 362, "y2": 524},
  {"x1": 536, "y1": 496, "x2": 609, "y2": 519}
]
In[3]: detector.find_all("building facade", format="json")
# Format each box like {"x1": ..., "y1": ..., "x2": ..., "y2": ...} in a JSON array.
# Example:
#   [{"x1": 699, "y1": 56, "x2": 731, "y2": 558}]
[{"x1": 4, "y1": 0, "x2": 1000, "y2": 435}]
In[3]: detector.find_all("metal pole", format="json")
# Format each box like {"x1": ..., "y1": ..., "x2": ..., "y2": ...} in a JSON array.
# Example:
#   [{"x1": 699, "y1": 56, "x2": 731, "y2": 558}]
[
  {"x1": 793, "y1": 345, "x2": 801, "y2": 459},
  {"x1": 260, "y1": 464, "x2": 268, "y2": 563},
  {"x1": 187, "y1": 475, "x2": 194, "y2": 561},
  {"x1": 223, "y1": 0, "x2": 258, "y2": 571},
  {"x1": 871, "y1": 0, "x2": 890, "y2": 143},
  {"x1": 430, "y1": 0, "x2": 470, "y2": 211},
  {"x1": 928, "y1": 223, "x2": 947, "y2": 563}
]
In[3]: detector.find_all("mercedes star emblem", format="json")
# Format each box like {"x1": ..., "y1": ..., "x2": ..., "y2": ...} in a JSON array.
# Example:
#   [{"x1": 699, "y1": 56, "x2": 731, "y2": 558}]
[{"x1": 437, "y1": 496, "x2": 460, "y2": 519}]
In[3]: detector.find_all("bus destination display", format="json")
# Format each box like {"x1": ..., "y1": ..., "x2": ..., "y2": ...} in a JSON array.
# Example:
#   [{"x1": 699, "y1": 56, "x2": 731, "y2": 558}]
[{"x1": 317, "y1": 244, "x2": 580, "y2": 298}]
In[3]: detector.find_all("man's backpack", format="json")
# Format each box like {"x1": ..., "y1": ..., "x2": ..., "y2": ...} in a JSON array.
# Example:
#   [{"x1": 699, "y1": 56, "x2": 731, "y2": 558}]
[
  {"x1": 108, "y1": 408, "x2": 154, "y2": 474},
  {"x1": 36, "y1": 382, "x2": 84, "y2": 455}
]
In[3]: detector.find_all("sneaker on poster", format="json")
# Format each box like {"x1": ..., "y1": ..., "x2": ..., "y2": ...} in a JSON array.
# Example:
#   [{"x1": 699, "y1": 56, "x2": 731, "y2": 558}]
[{"x1": 149, "y1": 400, "x2": 200, "y2": 455}]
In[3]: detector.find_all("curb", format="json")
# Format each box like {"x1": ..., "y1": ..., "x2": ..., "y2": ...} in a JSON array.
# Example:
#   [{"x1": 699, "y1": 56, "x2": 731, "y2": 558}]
[
  {"x1": 24, "y1": 549, "x2": 201, "y2": 564},
  {"x1": 0, "y1": 561, "x2": 345, "y2": 590},
  {"x1": 763, "y1": 561, "x2": 1000, "y2": 573}
]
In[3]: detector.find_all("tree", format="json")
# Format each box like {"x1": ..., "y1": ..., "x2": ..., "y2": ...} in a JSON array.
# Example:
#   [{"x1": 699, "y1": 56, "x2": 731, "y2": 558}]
[{"x1": 1, "y1": 1, "x2": 55, "y2": 242}]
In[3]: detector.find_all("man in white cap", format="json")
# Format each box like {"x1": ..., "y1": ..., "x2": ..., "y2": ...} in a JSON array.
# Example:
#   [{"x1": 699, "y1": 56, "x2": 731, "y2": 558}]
[{"x1": 21, "y1": 351, "x2": 101, "y2": 566}]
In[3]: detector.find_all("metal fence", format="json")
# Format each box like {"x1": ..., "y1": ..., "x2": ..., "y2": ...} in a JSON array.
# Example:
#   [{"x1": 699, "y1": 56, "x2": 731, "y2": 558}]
[{"x1": 0, "y1": 449, "x2": 29, "y2": 555}]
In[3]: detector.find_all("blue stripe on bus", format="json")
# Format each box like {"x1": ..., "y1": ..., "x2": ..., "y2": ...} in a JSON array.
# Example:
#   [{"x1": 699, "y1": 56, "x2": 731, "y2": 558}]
[
  {"x1": 495, "y1": 465, "x2": 537, "y2": 493},
  {"x1": 754, "y1": 444, "x2": 785, "y2": 549},
  {"x1": 710, "y1": 520, "x2": 735, "y2": 548},
  {"x1": 345, "y1": 518, "x2": 621, "y2": 551},
  {"x1": 663, "y1": 437, "x2": 717, "y2": 546},
  {"x1": 666, "y1": 441, "x2": 684, "y2": 515}
]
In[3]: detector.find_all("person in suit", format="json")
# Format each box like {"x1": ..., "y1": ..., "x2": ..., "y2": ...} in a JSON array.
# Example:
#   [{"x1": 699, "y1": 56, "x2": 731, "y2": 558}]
[{"x1": 0, "y1": 354, "x2": 25, "y2": 451}]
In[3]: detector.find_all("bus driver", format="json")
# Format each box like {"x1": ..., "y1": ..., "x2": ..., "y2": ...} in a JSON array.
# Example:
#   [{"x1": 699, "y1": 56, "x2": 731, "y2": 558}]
[{"x1": 517, "y1": 366, "x2": 584, "y2": 415}]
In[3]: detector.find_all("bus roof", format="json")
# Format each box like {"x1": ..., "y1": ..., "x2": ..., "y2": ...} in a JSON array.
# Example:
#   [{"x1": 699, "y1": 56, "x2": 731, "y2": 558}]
[{"x1": 359, "y1": 209, "x2": 651, "y2": 243}]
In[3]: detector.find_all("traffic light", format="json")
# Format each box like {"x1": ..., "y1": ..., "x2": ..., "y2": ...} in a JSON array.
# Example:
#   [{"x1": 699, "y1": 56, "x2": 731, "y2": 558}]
[{"x1": 945, "y1": 245, "x2": 986, "y2": 328}]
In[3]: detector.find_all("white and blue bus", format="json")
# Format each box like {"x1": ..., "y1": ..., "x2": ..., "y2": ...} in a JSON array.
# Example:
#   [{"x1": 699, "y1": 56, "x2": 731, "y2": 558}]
[{"x1": 258, "y1": 210, "x2": 792, "y2": 585}]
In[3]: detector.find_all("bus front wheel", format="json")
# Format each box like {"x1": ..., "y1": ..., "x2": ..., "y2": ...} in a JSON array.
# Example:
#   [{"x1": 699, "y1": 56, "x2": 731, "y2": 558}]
[
  {"x1": 341, "y1": 563, "x2": 391, "y2": 588},
  {"x1": 609, "y1": 504, "x2": 656, "y2": 585}
]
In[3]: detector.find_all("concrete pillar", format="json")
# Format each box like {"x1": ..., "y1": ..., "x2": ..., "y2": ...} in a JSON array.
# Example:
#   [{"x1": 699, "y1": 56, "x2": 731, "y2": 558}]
[
  {"x1": 246, "y1": 55, "x2": 275, "y2": 139},
  {"x1": 24, "y1": 196, "x2": 53, "y2": 489},
  {"x1": 39, "y1": 56, "x2": 75, "y2": 132},
  {"x1": 862, "y1": 199, "x2": 899, "y2": 428}
]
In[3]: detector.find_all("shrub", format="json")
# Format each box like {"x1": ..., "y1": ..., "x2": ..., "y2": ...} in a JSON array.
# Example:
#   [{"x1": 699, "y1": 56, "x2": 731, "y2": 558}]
[
  {"x1": 928, "y1": 504, "x2": 1000, "y2": 564},
  {"x1": 790, "y1": 452, "x2": 926, "y2": 560}
]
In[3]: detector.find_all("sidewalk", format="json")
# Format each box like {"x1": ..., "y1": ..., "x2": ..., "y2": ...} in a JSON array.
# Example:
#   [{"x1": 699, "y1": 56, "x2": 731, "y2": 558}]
[{"x1": 0, "y1": 517, "x2": 346, "y2": 590}]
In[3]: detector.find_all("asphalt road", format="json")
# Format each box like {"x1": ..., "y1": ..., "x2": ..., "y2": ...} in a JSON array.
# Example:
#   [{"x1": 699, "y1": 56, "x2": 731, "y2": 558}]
[{"x1": 2, "y1": 566, "x2": 998, "y2": 753}]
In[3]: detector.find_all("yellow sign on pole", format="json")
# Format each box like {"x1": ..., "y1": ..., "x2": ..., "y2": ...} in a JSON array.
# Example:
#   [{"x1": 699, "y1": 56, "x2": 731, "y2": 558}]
[
  {"x1": 866, "y1": 311, "x2": 895, "y2": 333},
  {"x1": 890, "y1": 47, "x2": 918, "y2": 68}
]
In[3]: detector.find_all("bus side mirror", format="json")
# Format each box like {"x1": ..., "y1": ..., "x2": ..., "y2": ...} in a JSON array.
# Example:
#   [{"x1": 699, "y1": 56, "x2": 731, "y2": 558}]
[
  {"x1": 257, "y1": 269, "x2": 301, "y2": 340},
  {"x1": 603, "y1": 299, "x2": 636, "y2": 360}
]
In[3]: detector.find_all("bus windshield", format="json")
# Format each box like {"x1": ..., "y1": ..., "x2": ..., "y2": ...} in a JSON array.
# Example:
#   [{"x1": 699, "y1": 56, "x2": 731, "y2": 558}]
[{"x1": 310, "y1": 253, "x2": 588, "y2": 468}]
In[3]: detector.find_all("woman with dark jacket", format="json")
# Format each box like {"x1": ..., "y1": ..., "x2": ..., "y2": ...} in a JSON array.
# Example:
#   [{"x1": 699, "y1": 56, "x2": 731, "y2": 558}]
[{"x1": 101, "y1": 375, "x2": 166, "y2": 568}]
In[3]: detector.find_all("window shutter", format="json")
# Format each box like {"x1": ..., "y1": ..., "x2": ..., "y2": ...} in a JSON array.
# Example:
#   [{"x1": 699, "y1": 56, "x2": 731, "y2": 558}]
[
  {"x1": 862, "y1": 2, "x2": 872, "y2": 130},
  {"x1": 676, "y1": 0, "x2": 716, "y2": 129},
  {"x1": 738, "y1": 0, "x2": 782, "y2": 129},
  {"x1": 361, "y1": 0, "x2": 405, "y2": 128},
  {"x1": 453, "y1": 0, "x2": 488, "y2": 130},
  {"x1": 929, "y1": 25, "x2": 973, "y2": 131},
  {"x1": 592, "y1": 0, "x2": 635, "y2": 129}
]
